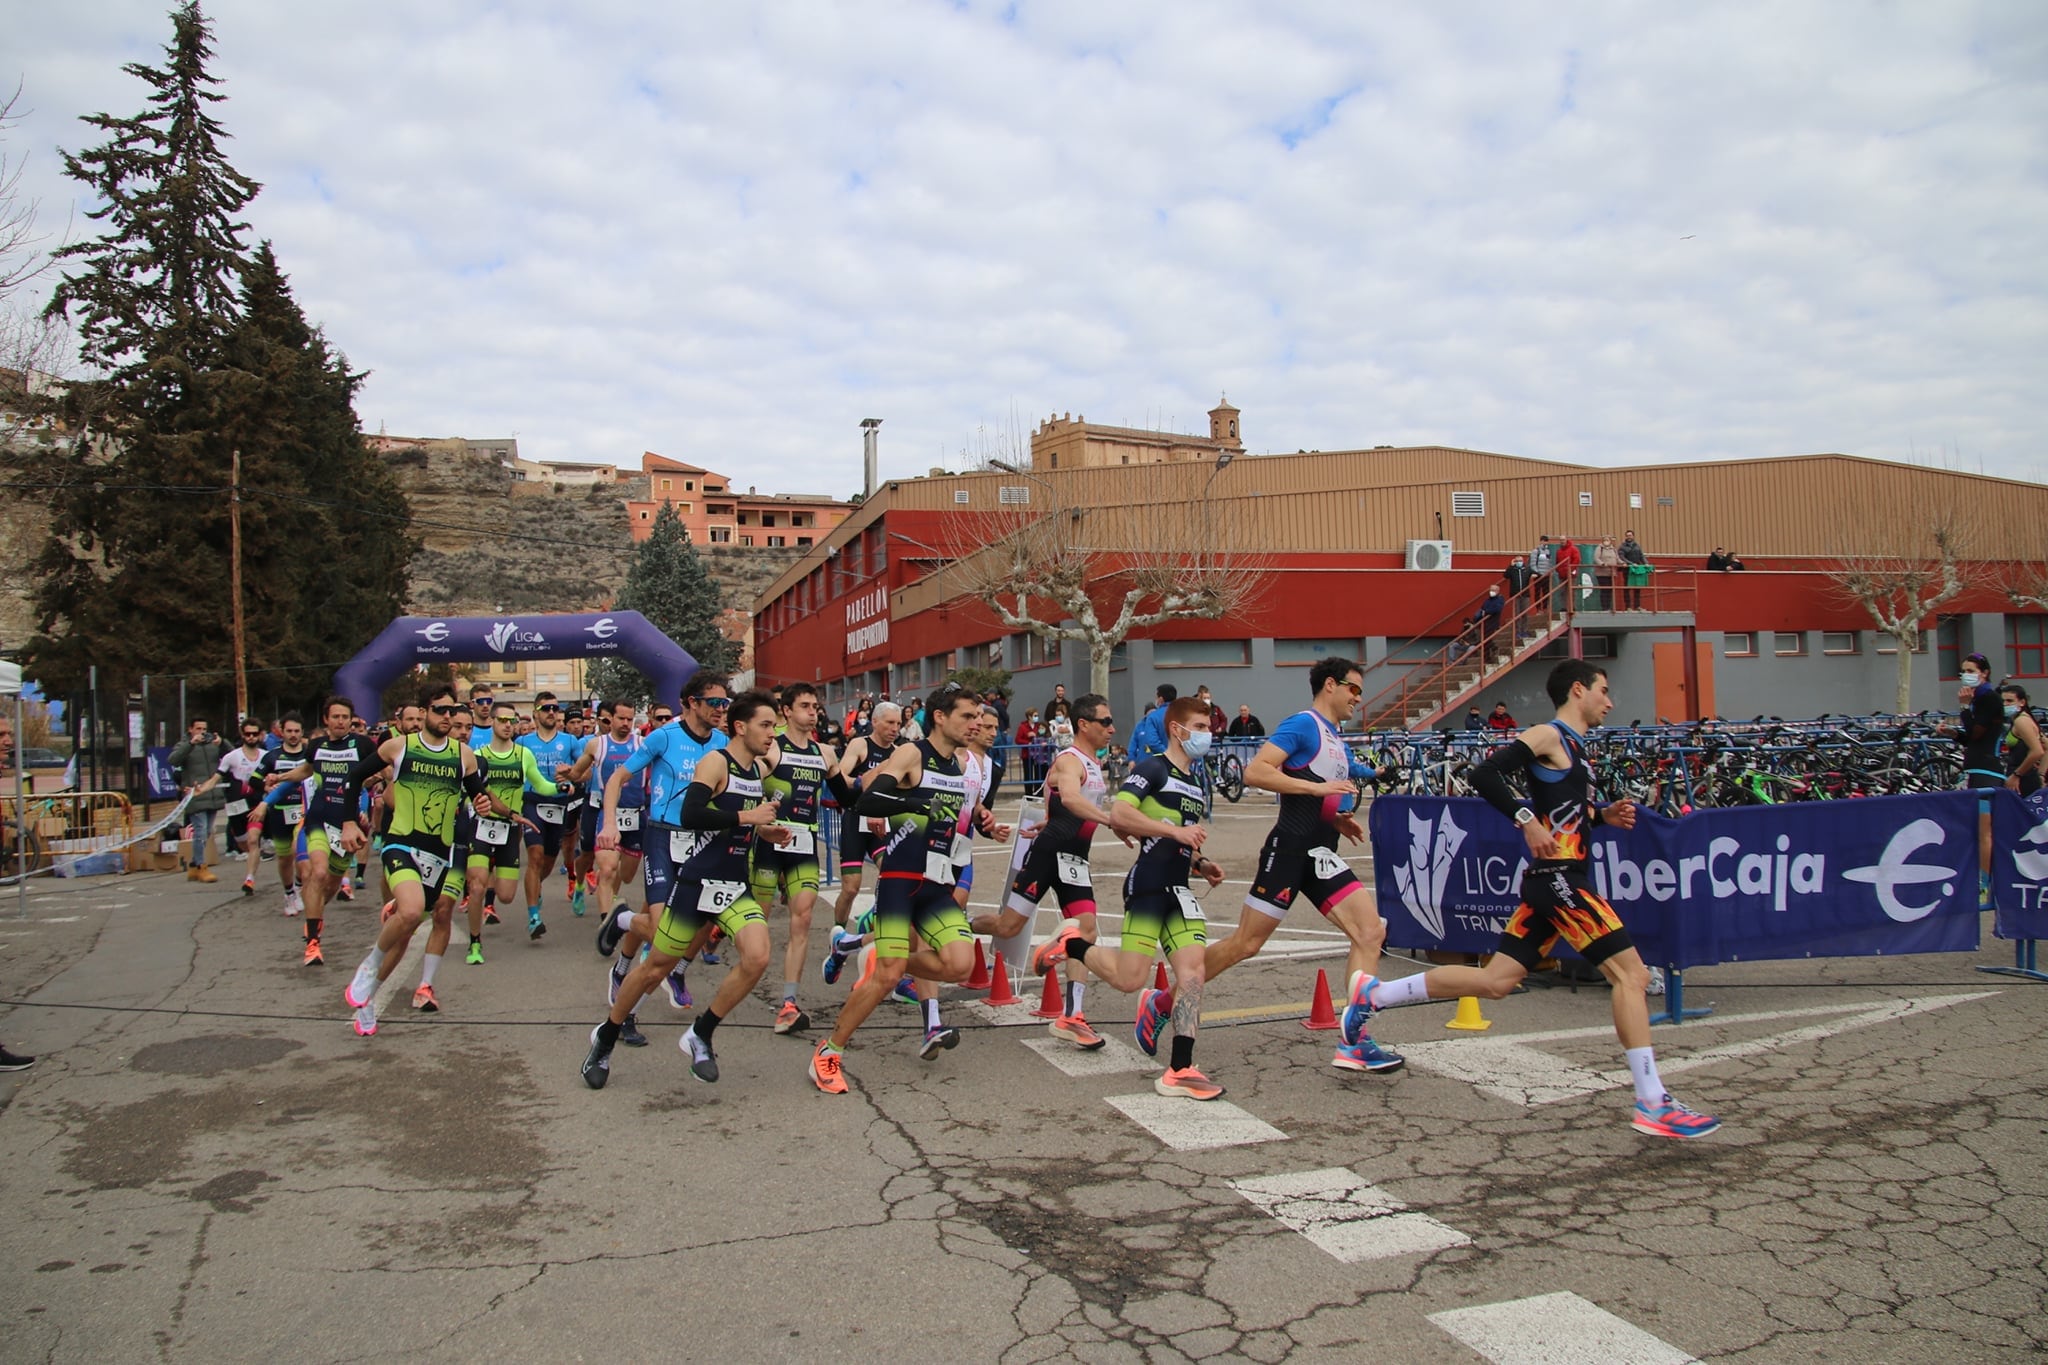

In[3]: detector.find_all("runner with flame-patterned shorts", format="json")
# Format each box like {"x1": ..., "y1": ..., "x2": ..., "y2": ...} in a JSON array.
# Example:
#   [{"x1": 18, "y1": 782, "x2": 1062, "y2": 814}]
[{"x1": 1496, "y1": 863, "x2": 1632, "y2": 969}]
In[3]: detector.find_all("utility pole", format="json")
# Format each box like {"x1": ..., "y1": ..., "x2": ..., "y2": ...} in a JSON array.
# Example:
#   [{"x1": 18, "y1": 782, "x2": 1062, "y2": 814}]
[{"x1": 230, "y1": 448, "x2": 248, "y2": 725}]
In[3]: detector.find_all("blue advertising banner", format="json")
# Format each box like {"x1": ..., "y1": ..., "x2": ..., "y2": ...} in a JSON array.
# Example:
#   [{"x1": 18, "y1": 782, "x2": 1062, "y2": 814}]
[
  {"x1": 1370, "y1": 792, "x2": 1984, "y2": 969},
  {"x1": 1988, "y1": 788, "x2": 2048, "y2": 940},
  {"x1": 144, "y1": 747, "x2": 180, "y2": 801}
]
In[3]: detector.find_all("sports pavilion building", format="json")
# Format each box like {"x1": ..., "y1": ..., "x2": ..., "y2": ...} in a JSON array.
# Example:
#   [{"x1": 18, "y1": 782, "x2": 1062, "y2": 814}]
[{"x1": 750, "y1": 404, "x2": 2048, "y2": 732}]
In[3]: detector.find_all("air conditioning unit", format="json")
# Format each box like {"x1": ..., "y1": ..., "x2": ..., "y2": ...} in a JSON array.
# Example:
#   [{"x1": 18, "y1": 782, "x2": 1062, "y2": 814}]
[{"x1": 1405, "y1": 539, "x2": 1453, "y2": 571}]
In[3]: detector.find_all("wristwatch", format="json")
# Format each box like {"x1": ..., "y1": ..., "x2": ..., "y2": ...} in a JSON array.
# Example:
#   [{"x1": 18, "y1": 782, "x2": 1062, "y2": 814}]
[{"x1": 1513, "y1": 807, "x2": 1537, "y2": 827}]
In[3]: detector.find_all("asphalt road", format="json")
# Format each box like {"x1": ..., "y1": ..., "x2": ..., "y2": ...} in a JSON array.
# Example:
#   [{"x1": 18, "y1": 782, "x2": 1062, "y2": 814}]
[{"x1": 1, "y1": 799, "x2": 2043, "y2": 1362}]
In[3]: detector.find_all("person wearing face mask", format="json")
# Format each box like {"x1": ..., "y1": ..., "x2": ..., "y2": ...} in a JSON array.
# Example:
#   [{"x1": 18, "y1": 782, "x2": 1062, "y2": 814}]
[
  {"x1": 1999, "y1": 684, "x2": 2044, "y2": 797},
  {"x1": 1946, "y1": 652, "x2": 2004, "y2": 905}
]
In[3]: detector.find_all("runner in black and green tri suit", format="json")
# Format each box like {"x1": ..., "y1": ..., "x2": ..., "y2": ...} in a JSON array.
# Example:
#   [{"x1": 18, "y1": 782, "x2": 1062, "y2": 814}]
[
  {"x1": 337, "y1": 685, "x2": 500, "y2": 1037},
  {"x1": 262, "y1": 696, "x2": 379, "y2": 966},
  {"x1": 752, "y1": 682, "x2": 853, "y2": 1036},
  {"x1": 466, "y1": 704, "x2": 565, "y2": 959}
]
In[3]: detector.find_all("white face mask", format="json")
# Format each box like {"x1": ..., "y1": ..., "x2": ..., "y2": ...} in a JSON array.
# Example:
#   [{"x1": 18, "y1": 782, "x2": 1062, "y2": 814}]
[
  {"x1": 1961, "y1": 672, "x2": 1983, "y2": 688},
  {"x1": 2004, "y1": 703, "x2": 2021, "y2": 719},
  {"x1": 1181, "y1": 728, "x2": 1213, "y2": 760}
]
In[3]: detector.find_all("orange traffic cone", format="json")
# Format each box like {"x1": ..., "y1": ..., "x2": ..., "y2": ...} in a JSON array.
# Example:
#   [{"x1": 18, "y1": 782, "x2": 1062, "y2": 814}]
[
  {"x1": 1302, "y1": 968, "x2": 1340, "y2": 1031},
  {"x1": 1153, "y1": 960, "x2": 1169, "y2": 992},
  {"x1": 1032, "y1": 968, "x2": 1064, "y2": 1019},
  {"x1": 986, "y1": 952, "x2": 1021, "y2": 1006},
  {"x1": 965, "y1": 939, "x2": 992, "y2": 991}
]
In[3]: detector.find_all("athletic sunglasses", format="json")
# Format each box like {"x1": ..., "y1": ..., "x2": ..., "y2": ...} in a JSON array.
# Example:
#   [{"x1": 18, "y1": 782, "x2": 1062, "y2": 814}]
[
  {"x1": 538, "y1": 704, "x2": 561, "y2": 713},
  {"x1": 700, "y1": 697, "x2": 733, "y2": 710},
  {"x1": 428, "y1": 704, "x2": 462, "y2": 716},
  {"x1": 652, "y1": 712, "x2": 673, "y2": 723}
]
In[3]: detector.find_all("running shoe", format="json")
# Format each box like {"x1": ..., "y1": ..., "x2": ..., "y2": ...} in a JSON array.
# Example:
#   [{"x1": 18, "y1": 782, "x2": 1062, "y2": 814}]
[
  {"x1": 1030, "y1": 921, "x2": 1086, "y2": 976},
  {"x1": 608, "y1": 958, "x2": 631, "y2": 1007},
  {"x1": 809, "y1": 1041, "x2": 848, "y2": 1094},
  {"x1": 337, "y1": 876, "x2": 354, "y2": 902},
  {"x1": 1632, "y1": 1094, "x2": 1721, "y2": 1140},
  {"x1": 1050, "y1": 1015, "x2": 1106, "y2": 1050},
  {"x1": 303, "y1": 937, "x2": 324, "y2": 966},
  {"x1": 284, "y1": 888, "x2": 301, "y2": 917},
  {"x1": 483, "y1": 907, "x2": 501, "y2": 926},
  {"x1": 1155, "y1": 1066, "x2": 1224, "y2": 1101},
  {"x1": 345, "y1": 959, "x2": 379, "y2": 1009},
  {"x1": 0, "y1": 1046, "x2": 35, "y2": 1072},
  {"x1": 664, "y1": 966, "x2": 692, "y2": 1010},
  {"x1": 571, "y1": 886, "x2": 586, "y2": 918},
  {"x1": 892, "y1": 975, "x2": 920, "y2": 1006},
  {"x1": 821, "y1": 929, "x2": 862, "y2": 985},
  {"x1": 351, "y1": 998, "x2": 377, "y2": 1037},
  {"x1": 581, "y1": 1025, "x2": 614, "y2": 1089},
  {"x1": 412, "y1": 984, "x2": 439, "y2": 1013},
  {"x1": 773, "y1": 1000, "x2": 811, "y2": 1034},
  {"x1": 379, "y1": 899, "x2": 396, "y2": 924},
  {"x1": 1331, "y1": 1038, "x2": 1406, "y2": 1073},
  {"x1": 1134, "y1": 988, "x2": 1173, "y2": 1058},
  {"x1": 465, "y1": 941, "x2": 484, "y2": 966},
  {"x1": 241, "y1": 876, "x2": 255, "y2": 897},
  {"x1": 680, "y1": 1028, "x2": 719, "y2": 1082},
  {"x1": 619, "y1": 1014, "x2": 647, "y2": 1047},
  {"x1": 918, "y1": 1025, "x2": 960, "y2": 1060},
  {"x1": 596, "y1": 906, "x2": 629, "y2": 957},
  {"x1": 528, "y1": 907, "x2": 546, "y2": 941},
  {"x1": 700, "y1": 924, "x2": 724, "y2": 966},
  {"x1": 1340, "y1": 971, "x2": 1381, "y2": 1048}
]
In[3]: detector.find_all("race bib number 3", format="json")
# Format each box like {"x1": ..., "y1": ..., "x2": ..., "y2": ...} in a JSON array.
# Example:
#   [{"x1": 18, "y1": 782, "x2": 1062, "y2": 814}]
[
  {"x1": 1310, "y1": 847, "x2": 1349, "y2": 881},
  {"x1": 1056, "y1": 852, "x2": 1091, "y2": 888},
  {"x1": 410, "y1": 848, "x2": 448, "y2": 884}
]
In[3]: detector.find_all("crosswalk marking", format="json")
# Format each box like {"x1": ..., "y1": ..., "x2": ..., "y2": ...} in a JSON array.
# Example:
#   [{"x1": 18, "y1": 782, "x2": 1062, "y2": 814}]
[
  {"x1": 1230, "y1": 1167, "x2": 1471, "y2": 1262},
  {"x1": 1429, "y1": 1291, "x2": 1696, "y2": 1364},
  {"x1": 1103, "y1": 1093, "x2": 1287, "y2": 1151},
  {"x1": 1020, "y1": 1035, "x2": 1157, "y2": 1076}
]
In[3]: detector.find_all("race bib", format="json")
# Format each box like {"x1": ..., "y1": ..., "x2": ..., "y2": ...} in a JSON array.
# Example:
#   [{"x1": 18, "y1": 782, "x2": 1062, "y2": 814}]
[
  {"x1": 699, "y1": 879, "x2": 745, "y2": 913},
  {"x1": 950, "y1": 832, "x2": 974, "y2": 867},
  {"x1": 281, "y1": 805, "x2": 303, "y2": 826},
  {"x1": 615, "y1": 808, "x2": 641, "y2": 832},
  {"x1": 784, "y1": 825, "x2": 816, "y2": 855},
  {"x1": 924, "y1": 850, "x2": 959, "y2": 885},
  {"x1": 409, "y1": 848, "x2": 448, "y2": 885},
  {"x1": 1310, "y1": 847, "x2": 1350, "y2": 881},
  {"x1": 222, "y1": 799, "x2": 250, "y2": 817},
  {"x1": 324, "y1": 824, "x2": 346, "y2": 849},
  {"x1": 475, "y1": 817, "x2": 511, "y2": 844},
  {"x1": 1056, "y1": 852, "x2": 1091, "y2": 888},
  {"x1": 535, "y1": 803, "x2": 564, "y2": 824},
  {"x1": 1172, "y1": 885, "x2": 1206, "y2": 923},
  {"x1": 669, "y1": 829, "x2": 700, "y2": 861}
]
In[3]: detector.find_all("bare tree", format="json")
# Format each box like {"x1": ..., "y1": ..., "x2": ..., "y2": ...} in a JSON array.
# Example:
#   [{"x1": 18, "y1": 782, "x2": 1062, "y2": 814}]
[
  {"x1": 941, "y1": 459, "x2": 1269, "y2": 694},
  {"x1": 1827, "y1": 509, "x2": 1975, "y2": 714}
]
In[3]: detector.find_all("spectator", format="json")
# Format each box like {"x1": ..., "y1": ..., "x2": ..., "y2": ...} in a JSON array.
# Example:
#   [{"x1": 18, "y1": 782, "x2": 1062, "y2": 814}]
[
  {"x1": 984, "y1": 689, "x2": 1010, "y2": 737},
  {"x1": 1227, "y1": 704, "x2": 1265, "y2": 738},
  {"x1": 1487, "y1": 701, "x2": 1516, "y2": 732},
  {"x1": 1504, "y1": 553, "x2": 1532, "y2": 604},
  {"x1": 1620, "y1": 529, "x2": 1649, "y2": 608},
  {"x1": 1014, "y1": 709, "x2": 1039, "y2": 781},
  {"x1": 1479, "y1": 584, "x2": 1504, "y2": 648},
  {"x1": 1045, "y1": 700, "x2": 1074, "y2": 751},
  {"x1": 1706, "y1": 546, "x2": 1746, "y2": 572},
  {"x1": 1465, "y1": 706, "x2": 1487, "y2": 731},
  {"x1": 850, "y1": 698, "x2": 874, "y2": 737},
  {"x1": 1195, "y1": 685, "x2": 1227, "y2": 734},
  {"x1": 168, "y1": 717, "x2": 227, "y2": 883},
  {"x1": 1553, "y1": 536, "x2": 1582, "y2": 612},
  {"x1": 1129, "y1": 684, "x2": 1177, "y2": 762},
  {"x1": 1529, "y1": 534, "x2": 1556, "y2": 583},
  {"x1": 1044, "y1": 682, "x2": 1068, "y2": 718},
  {"x1": 1595, "y1": 535, "x2": 1621, "y2": 611}
]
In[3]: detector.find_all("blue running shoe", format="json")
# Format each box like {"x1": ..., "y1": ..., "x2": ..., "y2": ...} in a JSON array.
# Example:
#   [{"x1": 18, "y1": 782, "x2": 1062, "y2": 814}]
[
  {"x1": 893, "y1": 976, "x2": 920, "y2": 1005},
  {"x1": 618, "y1": 1014, "x2": 648, "y2": 1047},
  {"x1": 1340, "y1": 971, "x2": 1379, "y2": 1047},
  {"x1": 607, "y1": 957, "x2": 630, "y2": 1007},
  {"x1": 527, "y1": 907, "x2": 546, "y2": 941},
  {"x1": 821, "y1": 929, "x2": 862, "y2": 985},
  {"x1": 665, "y1": 966, "x2": 692, "y2": 1010},
  {"x1": 1331, "y1": 1038, "x2": 1405, "y2": 1073},
  {"x1": 1134, "y1": 987, "x2": 1172, "y2": 1058},
  {"x1": 571, "y1": 886, "x2": 587, "y2": 918},
  {"x1": 1632, "y1": 1093, "x2": 1720, "y2": 1139}
]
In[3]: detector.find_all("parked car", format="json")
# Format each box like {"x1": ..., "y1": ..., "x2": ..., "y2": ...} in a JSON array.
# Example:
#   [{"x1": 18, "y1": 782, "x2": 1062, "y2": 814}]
[{"x1": 16, "y1": 748, "x2": 68, "y2": 769}]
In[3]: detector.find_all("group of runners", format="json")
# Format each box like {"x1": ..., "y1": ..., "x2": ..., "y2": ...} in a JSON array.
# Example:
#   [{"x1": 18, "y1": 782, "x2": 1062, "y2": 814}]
[{"x1": 209, "y1": 653, "x2": 1718, "y2": 1138}]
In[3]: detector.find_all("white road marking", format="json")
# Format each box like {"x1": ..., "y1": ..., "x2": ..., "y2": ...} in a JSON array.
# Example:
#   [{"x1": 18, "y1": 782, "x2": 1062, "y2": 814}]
[
  {"x1": 1429, "y1": 1291, "x2": 1696, "y2": 1364},
  {"x1": 1399, "y1": 993, "x2": 1998, "y2": 1107},
  {"x1": 1021, "y1": 1034, "x2": 1157, "y2": 1076},
  {"x1": 1104, "y1": 1093, "x2": 1288, "y2": 1151},
  {"x1": 1230, "y1": 1167, "x2": 1471, "y2": 1262}
]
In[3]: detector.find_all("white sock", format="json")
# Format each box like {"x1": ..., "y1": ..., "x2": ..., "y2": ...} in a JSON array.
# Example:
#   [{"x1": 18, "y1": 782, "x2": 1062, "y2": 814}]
[
  {"x1": 363, "y1": 945, "x2": 386, "y2": 975},
  {"x1": 614, "y1": 907, "x2": 634, "y2": 932},
  {"x1": 1066, "y1": 980, "x2": 1085, "y2": 1015},
  {"x1": 923, "y1": 998, "x2": 941, "y2": 1029},
  {"x1": 1625, "y1": 1046, "x2": 1664, "y2": 1104},
  {"x1": 1371, "y1": 974, "x2": 1433, "y2": 1009},
  {"x1": 421, "y1": 953, "x2": 442, "y2": 988}
]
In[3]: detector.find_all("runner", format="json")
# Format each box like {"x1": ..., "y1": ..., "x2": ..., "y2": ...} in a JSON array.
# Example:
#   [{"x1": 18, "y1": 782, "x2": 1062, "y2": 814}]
[
  {"x1": 749, "y1": 682, "x2": 846, "y2": 1036},
  {"x1": 1352, "y1": 660, "x2": 1721, "y2": 1139},
  {"x1": 595, "y1": 674, "x2": 729, "y2": 1021},
  {"x1": 190, "y1": 719, "x2": 270, "y2": 896},
  {"x1": 563, "y1": 700, "x2": 649, "y2": 962},
  {"x1": 412, "y1": 710, "x2": 481, "y2": 1012},
  {"x1": 582, "y1": 690, "x2": 791, "y2": 1088},
  {"x1": 809, "y1": 684, "x2": 1004, "y2": 1093},
  {"x1": 1194, "y1": 657, "x2": 1404, "y2": 1075},
  {"x1": 1040, "y1": 696, "x2": 1224, "y2": 1099},
  {"x1": 824, "y1": 701, "x2": 907, "y2": 949},
  {"x1": 993, "y1": 692, "x2": 1120, "y2": 1050},
  {"x1": 468, "y1": 702, "x2": 568, "y2": 958},
  {"x1": 256, "y1": 712, "x2": 309, "y2": 914},
  {"x1": 518, "y1": 691, "x2": 583, "y2": 940},
  {"x1": 339, "y1": 684, "x2": 499, "y2": 1037},
  {"x1": 261, "y1": 697, "x2": 379, "y2": 965}
]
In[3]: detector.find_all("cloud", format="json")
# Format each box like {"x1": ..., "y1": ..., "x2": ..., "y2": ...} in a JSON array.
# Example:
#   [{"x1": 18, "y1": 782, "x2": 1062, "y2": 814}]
[{"x1": 8, "y1": 0, "x2": 2045, "y2": 492}]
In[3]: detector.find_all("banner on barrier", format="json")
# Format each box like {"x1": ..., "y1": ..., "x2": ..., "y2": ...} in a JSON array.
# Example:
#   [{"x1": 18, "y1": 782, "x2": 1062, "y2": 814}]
[
  {"x1": 1370, "y1": 791, "x2": 1983, "y2": 969},
  {"x1": 144, "y1": 747, "x2": 180, "y2": 800},
  {"x1": 1989, "y1": 789, "x2": 2048, "y2": 941}
]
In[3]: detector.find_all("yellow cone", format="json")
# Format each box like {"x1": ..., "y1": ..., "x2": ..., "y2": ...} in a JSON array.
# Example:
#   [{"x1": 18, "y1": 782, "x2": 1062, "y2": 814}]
[{"x1": 1446, "y1": 995, "x2": 1492, "y2": 1031}]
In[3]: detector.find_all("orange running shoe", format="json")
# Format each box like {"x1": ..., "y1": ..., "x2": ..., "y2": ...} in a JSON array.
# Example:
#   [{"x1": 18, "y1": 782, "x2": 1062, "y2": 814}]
[
  {"x1": 1154, "y1": 1066, "x2": 1224, "y2": 1101},
  {"x1": 809, "y1": 1042, "x2": 848, "y2": 1094},
  {"x1": 773, "y1": 999, "x2": 810, "y2": 1034},
  {"x1": 380, "y1": 899, "x2": 396, "y2": 923},
  {"x1": 412, "y1": 984, "x2": 439, "y2": 1013},
  {"x1": 1050, "y1": 1014, "x2": 1106, "y2": 1050},
  {"x1": 303, "y1": 937, "x2": 324, "y2": 966},
  {"x1": 1030, "y1": 922, "x2": 1086, "y2": 976}
]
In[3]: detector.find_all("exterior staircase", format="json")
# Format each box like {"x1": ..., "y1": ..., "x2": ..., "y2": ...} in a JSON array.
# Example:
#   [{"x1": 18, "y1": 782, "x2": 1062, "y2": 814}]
[{"x1": 1359, "y1": 587, "x2": 1571, "y2": 731}]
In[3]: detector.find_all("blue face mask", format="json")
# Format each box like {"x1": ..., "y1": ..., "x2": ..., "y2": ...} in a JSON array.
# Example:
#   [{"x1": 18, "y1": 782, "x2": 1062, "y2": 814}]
[{"x1": 1182, "y1": 728, "x2": 1213, "y2": 760}]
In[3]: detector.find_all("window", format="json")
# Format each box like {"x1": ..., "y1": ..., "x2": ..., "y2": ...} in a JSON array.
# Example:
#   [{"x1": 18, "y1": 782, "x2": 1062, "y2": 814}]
[
  {"x1": 709, "y1": 527, "x2": 731, "y2": 544},
  {"x1": 1876, "y1": 630, "x2": 1925, "y2": 655},
  {"x1": 763, "y1": 514, "x2": 779, "y2": 528},
  {"x1": 1656, "y1": 496, "x2": 1674, "y2": 506},
  {"x1": 2008, "y1": 616, "x2": 2048, "y2": 678},
  {"x1": 768, "y1": 535, "x2": 786, "y2": 547},
  {"x1": 1539, "y1": 633, "x2": 1613, "y2": 659},
  {"x1": 999, "y1": 486, "x2": 1031, "y2": 505},
  {"x1": 1936, "y1": 617, "x2": 1962, "y2": 678},
  {"x1": 677, "y1": 502, "x2": 691, "y2": 513},
  {"x1": 659, "y1": 478, "x2": 672, "y2": 491},
  {"x1": 870, "y1": 527, "x2": 887, "y2": 571},
  {"x1": 1011, "y1": 632, "x2": 1060, "y2": 667},
  {"x1": 954, "y1": 490, "x2": 971, "y2": 504},
  {"x1": 798, "y1": 536, "x2": 812, "y2": 547},
  {"x1": 847, "y1": 538, "x2": 864, "y2": 579},
  {"x1": 685, "y1": 480, "x2": 695, "y2": 492},
  {"x1": 739, "y1": 513, "x2": 753, "y2": 525},
  {"x1": 638, "y1": 510, "x2": 650, "y2": 520},
  {"x1": 1823, "y1": 632, "x2": 1859, "y2": 656},
  {"x1": 1577, "y1": 491, "x2": 1593, "y2": 507},
  {"x1": 1387, "y1": 636, "x2": 1451, "y2": 663},
  {"x1": 896, "y1": 660, "x2": 923, "y2": 692},
  {"x1": 1450, "y1": 491, "x2": 1485, "y2": 518},
  {"x1": 740, "y1": 535, "x2": 754, "y2": 547},
  {"x1": 1276, "y1": 638, "x2": 1363, "y2": 666},
  {"x1": 1153, "y1": 639, "x2": 1251, "y2": 668},
  {"x1": 1774, "y1": 632, "x2": 1806, "y2": 657}
]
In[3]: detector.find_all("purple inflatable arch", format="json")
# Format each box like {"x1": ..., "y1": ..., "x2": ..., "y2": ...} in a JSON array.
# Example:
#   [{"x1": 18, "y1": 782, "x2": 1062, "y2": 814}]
[{"x1": 331, "y1": 611, "x2": 697, "y2": 718}]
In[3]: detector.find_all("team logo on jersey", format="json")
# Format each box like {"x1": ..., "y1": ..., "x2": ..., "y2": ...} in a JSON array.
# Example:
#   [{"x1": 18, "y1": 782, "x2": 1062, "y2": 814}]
[
  {"x1": 585, "y1": 617, "x2": 618, "y2": 641},
  {"x1": 415, "y1": 621, "x2": 451, "y2": 643},
  {"x1": 1843, "y1": 818, "x2": 1954, "y2": 923},
  {"x1": 1392, "y1": 807, "x2": 1466, "y2": 940}
]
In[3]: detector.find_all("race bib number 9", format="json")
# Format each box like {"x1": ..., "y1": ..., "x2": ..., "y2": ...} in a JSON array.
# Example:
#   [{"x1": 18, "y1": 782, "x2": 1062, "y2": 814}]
[{"x1": 1056, "y1": 852, "x2": 1091, "y2": 888}]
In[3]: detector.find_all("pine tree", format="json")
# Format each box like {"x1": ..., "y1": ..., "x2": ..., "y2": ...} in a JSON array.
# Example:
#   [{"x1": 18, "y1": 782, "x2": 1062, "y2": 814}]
[{"x1": 588, "y1": 501, "x2": 736, "y2": 704}]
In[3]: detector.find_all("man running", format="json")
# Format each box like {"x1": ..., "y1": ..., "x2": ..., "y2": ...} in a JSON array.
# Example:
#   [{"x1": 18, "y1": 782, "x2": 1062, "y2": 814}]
[
  {"x1": 339, "y1": 684, "x2": 499, "y2": 1036},
  {"x1": 564, "y1": 700, "x2": 649, "y2": 953},
  {"x1": 825, "y1": 701, "x2": 907, "y2": 946},
  {"x1": 1038, "y1": 695, "x2": 1224, "y2": 1099},
  {"x1": 256, "y1": 712, "x2": 309, "y2": 914},
  {"x1": 191, "y1": 719, "x2": 270, "y2": 896},
  {"x1": 1349, "y1": 660, "x2": 1721, "y2": 1139},
  {"x1": 263, "y1": 697, "x2": 379, "y2": 965},
  {"x1": 468, "y1": 702, "x2": 567, "y2": 959},
  {"x1": 583, "y1": 690, "x2": 790, "y2": 1088},
  {"x1": 517, "y1": 691, "x2": 582, "y2": 940},
  {"x1": 1195, "y1": 657, "x2": 1403, "y2": 1074},
  {"x1": 810, "y1": 684, "x2": 1004, "y2": 1093},
  {"x1": 751, "y1": 682, "x2": 846, "y2": 1036},
  {"x1": 993, "y1": 693, "x2": 1120, "y2": 1050}
]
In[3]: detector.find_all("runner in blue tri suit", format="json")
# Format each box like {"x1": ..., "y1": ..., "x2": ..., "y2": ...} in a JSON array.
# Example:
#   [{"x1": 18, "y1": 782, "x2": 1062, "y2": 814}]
[
  {"x1": 565, "y1": 700, "x2": 651, "y2": 942},
  {"x1": 517, "y1": 690, "x2": 584, "y2": 940}
]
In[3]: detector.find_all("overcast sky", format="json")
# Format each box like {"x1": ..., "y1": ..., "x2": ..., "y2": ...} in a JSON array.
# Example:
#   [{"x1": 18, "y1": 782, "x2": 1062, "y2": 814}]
[{"x1": 8, "y1": 2, "x2": 2045, "y2": 490}]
